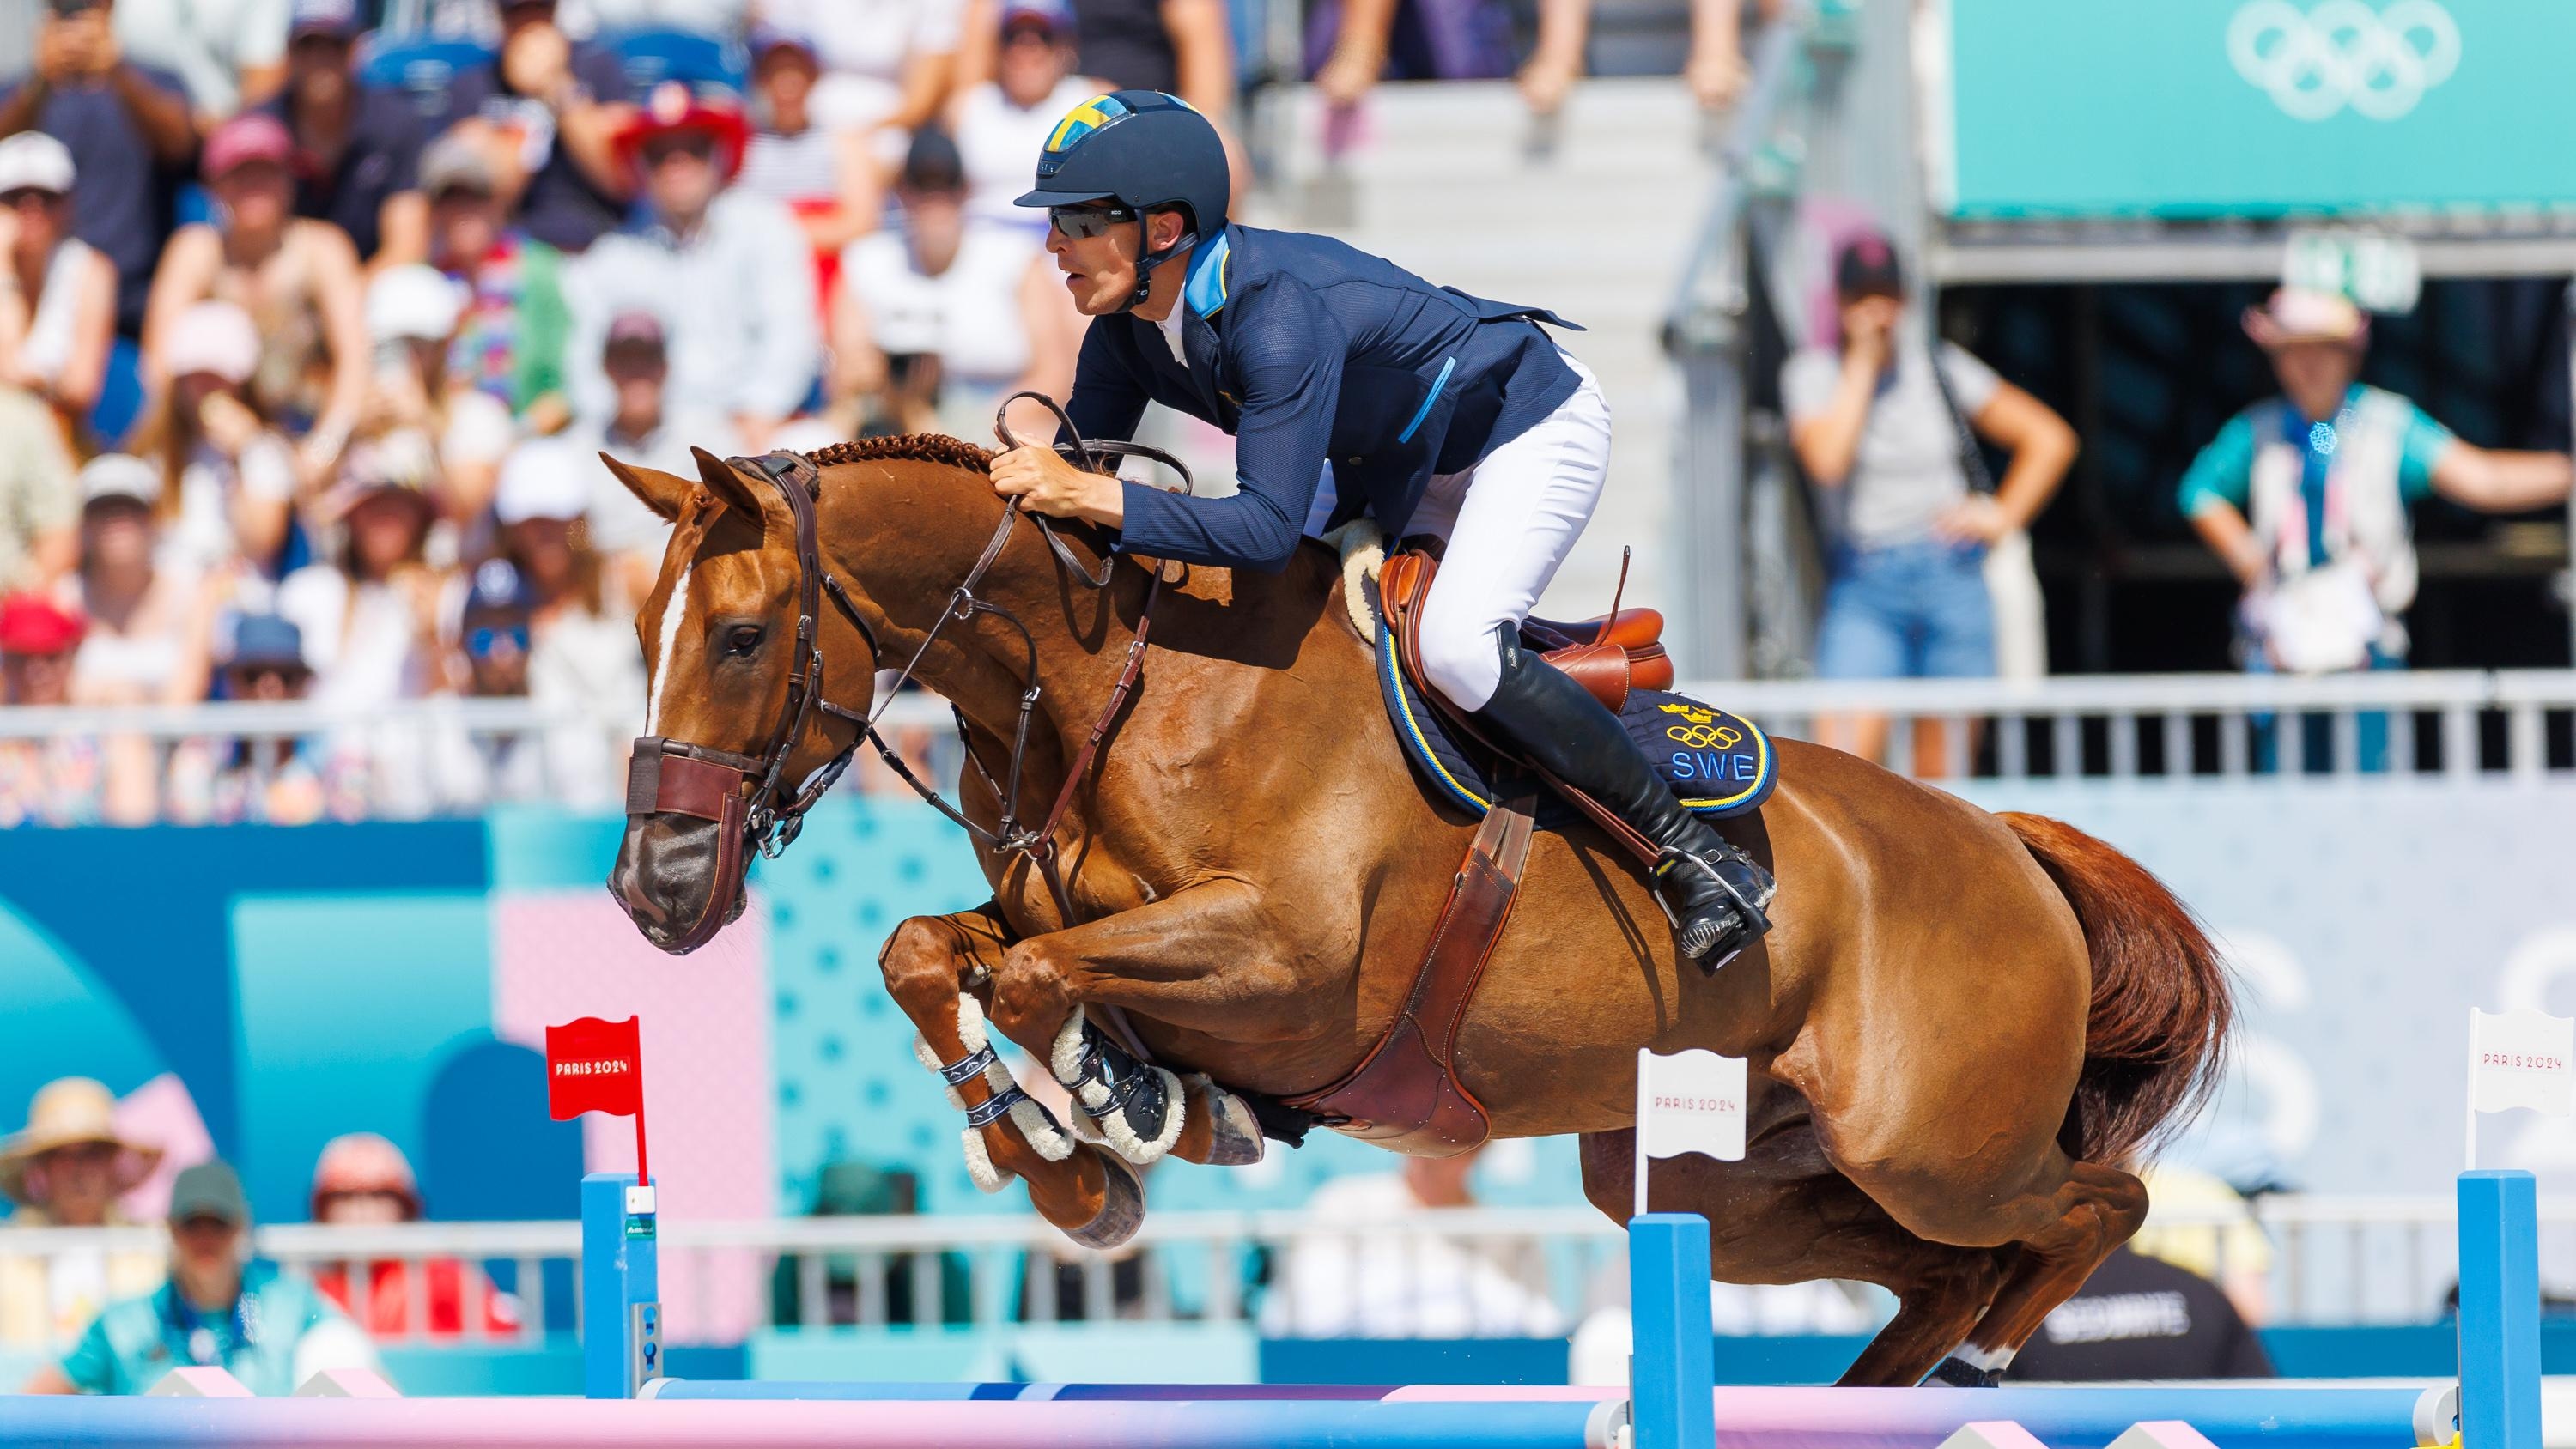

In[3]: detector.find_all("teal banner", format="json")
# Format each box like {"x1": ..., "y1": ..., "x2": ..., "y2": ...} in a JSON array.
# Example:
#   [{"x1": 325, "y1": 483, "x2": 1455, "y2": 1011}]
[{"x1": 1943, "y1": 0, "x2": 2576, "y2": 218}]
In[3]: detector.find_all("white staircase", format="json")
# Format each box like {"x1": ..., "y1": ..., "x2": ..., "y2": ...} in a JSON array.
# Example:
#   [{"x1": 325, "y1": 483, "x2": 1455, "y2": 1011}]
[{"x1": 1249, "y1": 78, "x2": 1719, "y2": 619}]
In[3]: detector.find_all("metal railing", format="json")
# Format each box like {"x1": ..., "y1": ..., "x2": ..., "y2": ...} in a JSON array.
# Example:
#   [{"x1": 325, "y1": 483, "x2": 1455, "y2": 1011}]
[
  {"x1": 0, "y1": 669, "x2": 2566, "y2": 827},
  {"x1": 1702, "y1": 669, "x2": 2576, "y2": 781},
  {"x1": 0, "y1": 1191, "x2": 2549, "y2": 1354}
]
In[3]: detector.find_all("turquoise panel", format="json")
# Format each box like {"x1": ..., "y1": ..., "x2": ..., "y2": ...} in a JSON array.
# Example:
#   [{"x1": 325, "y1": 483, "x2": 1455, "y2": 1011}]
[
  {"x1": 0, "y1": 902, "x2": 165, "y2": 1129},
  {"x1": 761, "y1": 798, "x2": 1003, "y2": 1216},
  {"x1": 231, "y1": 893, "x2": 493, "y2": 1223},
  {"x1": 1947, "y1": 0, "x2": 2576, "y2": 217},
  {"x1": 486, "y1": 806, "x2": 625, "y2": 893}
]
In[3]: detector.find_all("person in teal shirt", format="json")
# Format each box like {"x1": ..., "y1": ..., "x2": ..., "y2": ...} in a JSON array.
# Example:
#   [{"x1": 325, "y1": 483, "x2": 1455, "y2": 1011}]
[
  {"x1": 23, "y1": 1160, "x2": 376, "y2": 1397},
  {"x1": 2178, "y1": 288, "x2": 2570, "y2": 675}
]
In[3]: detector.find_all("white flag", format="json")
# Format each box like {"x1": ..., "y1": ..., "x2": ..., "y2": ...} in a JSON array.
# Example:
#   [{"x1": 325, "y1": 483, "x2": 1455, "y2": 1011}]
[
  {"x1": 2471, "y1": 1008, "x2": 2576, "y2": 1118},
  {"x1": 1636, "y1": 1048, "x2": 1747, "y2": 1163}
]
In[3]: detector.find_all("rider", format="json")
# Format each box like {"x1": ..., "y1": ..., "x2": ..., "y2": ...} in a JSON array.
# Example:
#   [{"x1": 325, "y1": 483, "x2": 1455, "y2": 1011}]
[{"x1": 987, "y1": 91, "x2": 1775, "y2": 968}]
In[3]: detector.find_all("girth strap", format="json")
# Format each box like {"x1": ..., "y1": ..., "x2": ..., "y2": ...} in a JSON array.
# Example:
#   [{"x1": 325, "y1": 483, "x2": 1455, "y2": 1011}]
[{"x1": 1279, "y1": 795, "x2": 1538, "y2": 1155}]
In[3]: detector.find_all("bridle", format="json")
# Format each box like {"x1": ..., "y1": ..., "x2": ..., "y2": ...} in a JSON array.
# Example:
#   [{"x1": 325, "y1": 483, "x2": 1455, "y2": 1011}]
[{"x1": 617, "y1": 396, "x2": 1190, "y2": 954}]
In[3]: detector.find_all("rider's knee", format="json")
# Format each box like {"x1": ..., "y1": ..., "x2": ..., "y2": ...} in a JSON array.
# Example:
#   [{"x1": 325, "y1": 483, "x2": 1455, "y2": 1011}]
[{"x1": 1414, "y1": 608, "x2": 1505, "y2": 711}]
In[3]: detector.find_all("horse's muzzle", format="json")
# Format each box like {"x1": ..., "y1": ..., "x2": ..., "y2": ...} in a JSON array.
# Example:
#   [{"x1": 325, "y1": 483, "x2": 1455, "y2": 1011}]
[{"x1": 608, "y1": 739, "x2": 756, "y2": 954}]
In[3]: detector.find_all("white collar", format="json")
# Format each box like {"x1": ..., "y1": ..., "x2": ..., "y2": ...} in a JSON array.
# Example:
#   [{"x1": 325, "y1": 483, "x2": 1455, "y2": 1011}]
[{"x1": 1153, "y1": 304, "x2": 1187, "y2": 367}]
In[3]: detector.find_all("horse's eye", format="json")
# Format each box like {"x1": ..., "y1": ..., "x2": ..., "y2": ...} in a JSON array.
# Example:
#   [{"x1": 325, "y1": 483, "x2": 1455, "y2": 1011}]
[{"x1": 727, "y1": 626, "x2": 764, "y2": 656}]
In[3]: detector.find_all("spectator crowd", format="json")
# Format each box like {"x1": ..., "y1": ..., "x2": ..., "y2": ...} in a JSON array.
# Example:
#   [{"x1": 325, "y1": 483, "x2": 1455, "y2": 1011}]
[
  {"x1": 0, "y1": 0, "x2": 1250, "y2": 824},
  {"x1": 0, "y1": 1076, "x2": 513, "y2": 1395}
]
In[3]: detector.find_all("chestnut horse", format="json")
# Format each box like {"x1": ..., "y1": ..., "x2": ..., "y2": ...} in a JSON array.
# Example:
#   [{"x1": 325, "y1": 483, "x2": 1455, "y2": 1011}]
[{"x1": 604, "y1": 439, "x2": 2230, "y2": 1388}]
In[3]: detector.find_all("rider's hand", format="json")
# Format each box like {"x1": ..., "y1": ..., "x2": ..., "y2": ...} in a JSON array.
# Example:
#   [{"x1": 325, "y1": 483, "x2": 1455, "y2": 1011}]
[{"x1": 991, "y1": 445, "x2": 1126, "y2": 528}]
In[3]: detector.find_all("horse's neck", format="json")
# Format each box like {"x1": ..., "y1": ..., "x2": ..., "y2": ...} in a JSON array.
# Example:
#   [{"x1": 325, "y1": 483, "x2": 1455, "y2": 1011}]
[{"x1": 827, "y1": 474, "x2": 1141, "y2": 754}]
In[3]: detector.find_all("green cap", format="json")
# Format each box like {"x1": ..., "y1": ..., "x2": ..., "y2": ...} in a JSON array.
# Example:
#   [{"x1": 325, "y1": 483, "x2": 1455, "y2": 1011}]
[{"x1": 167, "y1": 1161, "x2": 249, "y2": 1226}]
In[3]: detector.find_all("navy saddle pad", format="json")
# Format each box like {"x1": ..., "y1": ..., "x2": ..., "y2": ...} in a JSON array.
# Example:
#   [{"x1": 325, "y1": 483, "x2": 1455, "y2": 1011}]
[{"x1": 1370, "y1": 581, "x2": 1778, "y2": 821}]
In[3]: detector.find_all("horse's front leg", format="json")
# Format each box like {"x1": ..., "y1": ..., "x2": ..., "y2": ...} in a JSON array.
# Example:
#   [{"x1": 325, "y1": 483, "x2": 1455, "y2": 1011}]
[
  {"x1": 988, "y1": 881, "x2": 1288, "y2": 1173},
  {"x1": 876, "y1": 908, "x2": 1143, "y2": 1248}
]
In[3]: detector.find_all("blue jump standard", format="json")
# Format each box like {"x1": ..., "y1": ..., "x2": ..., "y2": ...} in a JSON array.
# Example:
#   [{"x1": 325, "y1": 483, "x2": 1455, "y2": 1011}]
[{"x1": 586, "y1": 1171, "x2": 2546, "y2": 1449}]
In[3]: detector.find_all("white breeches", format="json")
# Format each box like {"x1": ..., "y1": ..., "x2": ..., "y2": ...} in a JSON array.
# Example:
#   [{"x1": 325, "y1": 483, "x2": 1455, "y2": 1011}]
[{"x1": 1408, "y1": 352, "x2": 1613, "y2": 711}]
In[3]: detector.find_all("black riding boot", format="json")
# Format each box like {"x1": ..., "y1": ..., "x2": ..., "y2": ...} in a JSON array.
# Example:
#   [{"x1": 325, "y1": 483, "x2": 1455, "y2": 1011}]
[{"x1": 1469, "y1": 628, "x2": 1776, "y2": 970}]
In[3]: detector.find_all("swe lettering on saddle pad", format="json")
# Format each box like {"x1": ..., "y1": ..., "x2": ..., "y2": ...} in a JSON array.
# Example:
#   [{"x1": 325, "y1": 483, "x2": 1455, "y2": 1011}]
[{"x1": 1374, "y1": 599, "x2": 1777, "y2": 820}]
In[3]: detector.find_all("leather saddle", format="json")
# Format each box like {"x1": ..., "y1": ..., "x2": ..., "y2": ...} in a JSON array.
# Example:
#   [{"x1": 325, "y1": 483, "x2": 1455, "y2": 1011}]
[
  {"x1": 1280, "y1": 548, "x2": 1679, "y2": 1155},
  {"x1": 1380, "y1": 549, "x2": 1674, "y2": 715}
]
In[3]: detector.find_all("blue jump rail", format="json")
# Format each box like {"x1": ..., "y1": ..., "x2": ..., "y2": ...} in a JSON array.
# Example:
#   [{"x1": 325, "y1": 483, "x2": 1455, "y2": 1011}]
[{"x1": 587, "y1": 1170, "x2": 2544, "y2": 1449}]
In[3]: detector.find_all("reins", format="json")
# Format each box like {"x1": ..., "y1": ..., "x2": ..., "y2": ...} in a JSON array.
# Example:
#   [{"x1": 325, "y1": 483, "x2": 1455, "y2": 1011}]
[
  {"x1": 621, "y1": 394, "x2": 1190, "y2": 954},
  {"x1": 852, "y1": 394, "x2": 1191, "y2": 929}
]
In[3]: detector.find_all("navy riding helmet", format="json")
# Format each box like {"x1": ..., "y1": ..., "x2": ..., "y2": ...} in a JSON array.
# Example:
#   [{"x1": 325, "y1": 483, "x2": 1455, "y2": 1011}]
[{"x1": 1015, "y1": 90, "x2": 1230, "y2": 312}]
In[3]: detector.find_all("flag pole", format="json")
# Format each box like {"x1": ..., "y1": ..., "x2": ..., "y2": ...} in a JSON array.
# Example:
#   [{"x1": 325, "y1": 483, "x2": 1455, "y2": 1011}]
[
  {"x1": 2467, "y1": 1007, "x2": 2480, "y2": 1176},
  {"x1": 635, "y1": 1085, "x2": 651, "y2": 1190},
  {"x1": 1634, "y1": 1046, "x2": 1649, "y2": 1221}
]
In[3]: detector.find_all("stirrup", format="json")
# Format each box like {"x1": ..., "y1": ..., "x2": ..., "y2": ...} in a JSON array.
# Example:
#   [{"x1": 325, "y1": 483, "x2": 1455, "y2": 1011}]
[{"x1": 1652, "y1": 847, "x2": 1774, "y2": 968}]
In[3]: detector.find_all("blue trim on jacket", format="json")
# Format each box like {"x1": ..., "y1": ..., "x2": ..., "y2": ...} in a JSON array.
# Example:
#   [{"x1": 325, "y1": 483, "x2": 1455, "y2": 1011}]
[{"x1": 1061, "y1": 224, "x2": 1583, "y2": 572}]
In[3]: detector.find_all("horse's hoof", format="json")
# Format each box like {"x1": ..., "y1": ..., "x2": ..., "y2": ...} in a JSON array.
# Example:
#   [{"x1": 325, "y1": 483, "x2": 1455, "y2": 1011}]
[
  {"x1": 1925, "y1": 1356, "x2": 2003, "y2": 1388},
  {"x1": 1065, "y1": 1149, "x2": 1145, "y2": 1251},
  {"x1": 1189, "y1": 1074, "x2": 1266, "y2": 1166}
]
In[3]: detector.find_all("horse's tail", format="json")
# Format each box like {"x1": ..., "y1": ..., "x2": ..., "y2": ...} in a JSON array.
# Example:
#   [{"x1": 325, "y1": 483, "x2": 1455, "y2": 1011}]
[{"x1": 2002, "y1": 812, "x2": 2233, "y2": 1166}]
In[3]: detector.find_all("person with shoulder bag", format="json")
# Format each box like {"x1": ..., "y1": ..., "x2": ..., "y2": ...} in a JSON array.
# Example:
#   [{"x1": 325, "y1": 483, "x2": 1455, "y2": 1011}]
[{"x1": 1780, "y1": 230, "x2": 2076, "y2": 771}]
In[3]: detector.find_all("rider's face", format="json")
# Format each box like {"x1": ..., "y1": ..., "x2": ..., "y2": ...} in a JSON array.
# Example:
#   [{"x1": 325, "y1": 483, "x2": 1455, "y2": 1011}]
[{"x1": 1046, "y1": 206, "x2": 1185, "y2": 316}]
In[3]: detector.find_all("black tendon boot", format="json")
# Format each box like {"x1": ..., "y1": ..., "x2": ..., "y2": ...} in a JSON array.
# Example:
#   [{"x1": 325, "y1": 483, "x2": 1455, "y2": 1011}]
[{"x1": 1470, "y1": 628, "x2": 1776, "y2": 969}]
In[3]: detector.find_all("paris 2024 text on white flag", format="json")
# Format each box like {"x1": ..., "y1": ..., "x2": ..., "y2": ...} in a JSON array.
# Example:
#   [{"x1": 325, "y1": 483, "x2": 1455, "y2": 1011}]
[
  {"x1": 2466, "y1": 1006, "x2": 2575, "y2": 1171},
  {"x1": 1632, "y1": 1047, "x2": 1747, "y2": 1219}
]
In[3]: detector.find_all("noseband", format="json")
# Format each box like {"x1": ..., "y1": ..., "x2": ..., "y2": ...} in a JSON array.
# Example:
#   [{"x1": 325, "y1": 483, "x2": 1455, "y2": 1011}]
[{"x1": 619, "y1": 397, "x2": 1190, "y2": 954}]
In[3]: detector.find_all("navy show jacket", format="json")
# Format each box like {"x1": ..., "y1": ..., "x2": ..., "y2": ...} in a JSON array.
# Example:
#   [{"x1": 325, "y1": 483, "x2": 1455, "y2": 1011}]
[{"x1": 1062, "y1": 224, "x2": 1583, "y2": 572}]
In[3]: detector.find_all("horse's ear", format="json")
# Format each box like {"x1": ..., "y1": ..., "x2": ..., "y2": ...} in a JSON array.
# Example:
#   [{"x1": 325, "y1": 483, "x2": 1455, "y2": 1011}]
[
  {"x1": 600, "y1": 454, "x2": 692, "y2": 522},
  {"x1": 690, "y1": 446, "x2": 772, "y2": 523}
]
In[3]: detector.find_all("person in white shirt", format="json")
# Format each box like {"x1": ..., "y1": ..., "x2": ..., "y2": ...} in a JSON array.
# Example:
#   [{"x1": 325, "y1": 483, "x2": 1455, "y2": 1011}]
[
  {"x1": 0, "y1": 131, "x2": 117, "y2": 433},
  {"x1": 1257, "y1": 1148, "x2": 1565, "y2": 1340},
  {"x1": 734, "y1": 26, "x2": 880, "y2": 266},
  {"x1": 564, "y1": 82, "x2": 819, "y2": 451},
  {"x1": 830, "y1": 126, "x2": 1076, "y2": 440},
  {"x1": 490, "y1": 435, "x2": 641, "y2": 802},
  {"x1": 535, "y1": 308, "x2": 727, "y2": 606},
  {"x1": 754, "y1": 0, "x2": 963, "y2": 149},
  {"x1": 112, "y1": 0, "x2": 289, "y2": 119},
  {"x1": 135, "y1": 300, "x2": 298, "y2": 583},
  {"x1": 948, "y1": 0, "x2": 1096, "y2": 231}
]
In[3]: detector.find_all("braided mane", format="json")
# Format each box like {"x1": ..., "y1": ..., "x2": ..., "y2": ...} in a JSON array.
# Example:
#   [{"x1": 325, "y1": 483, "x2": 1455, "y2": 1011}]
[{"x1": 805, "y1": 433, "x2": 995, "y2": 472}]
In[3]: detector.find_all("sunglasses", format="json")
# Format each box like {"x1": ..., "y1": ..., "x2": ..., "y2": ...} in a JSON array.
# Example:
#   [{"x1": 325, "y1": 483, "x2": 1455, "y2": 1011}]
[
  {"x1": 642, "y1": 134, "x2": 718, "y2": 167},
  {"x1": 468, "y1": 624, "x2": 531, "y2": 659},
  {"x1": 0, "y1": 187, "x2": 60, "y2": 209},
  {"x1": 226, "y1": 664, "x2": 307, "y2": 690},
  {"x1": 1048, "y1": 204, "x2": 1137, "y2": 239}
]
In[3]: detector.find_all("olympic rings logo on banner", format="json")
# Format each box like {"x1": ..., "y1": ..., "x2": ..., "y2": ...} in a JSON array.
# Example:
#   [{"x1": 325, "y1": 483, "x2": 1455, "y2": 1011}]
[{"x1": 2227, "y1": 0, "x2": 2461, "y2": 122}]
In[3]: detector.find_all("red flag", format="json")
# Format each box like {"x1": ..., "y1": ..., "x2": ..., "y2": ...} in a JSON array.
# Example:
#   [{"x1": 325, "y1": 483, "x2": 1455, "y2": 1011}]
[
  {"x1": 546, "y1": 1016, "x2": 644, "y2": 1119},
  {"x1": 545, "y1": 1016, "x2": 652, "y2": 1187}
]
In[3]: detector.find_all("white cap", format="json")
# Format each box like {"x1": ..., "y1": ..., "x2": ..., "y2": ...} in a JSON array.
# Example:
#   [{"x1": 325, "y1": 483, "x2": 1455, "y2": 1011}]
[
  {"x1": 365, "y1": 264, "x2": 465, "y2": 344},
  {"x1": 79, "y1": 452, "x2": 159, "y2": 507},
  {"x1": 0, "y1": 132, "x2": 75, "y2": 196},
  {"x1": 495, "y1": 438, "x2": 592, "y2": 524},
  {"x1": 159, "y1": 300, "x2": 261, "y2": 385}
]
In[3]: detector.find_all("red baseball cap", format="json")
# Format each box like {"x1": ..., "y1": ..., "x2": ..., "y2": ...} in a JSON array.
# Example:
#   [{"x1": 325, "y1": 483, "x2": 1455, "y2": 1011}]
[
  {"x1": 0, "y1": 593, "x2": 85, "y2": 657},
  {"x1": 203, "y1": 112, "x2": 295, "y2": 182},
  {"x1": 615, "y1": 82, "x2": 750, "y2": 181}
]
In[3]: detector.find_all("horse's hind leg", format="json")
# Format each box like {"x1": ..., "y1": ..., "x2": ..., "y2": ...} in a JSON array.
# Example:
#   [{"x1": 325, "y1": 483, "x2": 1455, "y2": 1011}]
[
  {"x1": 1939, "y1": 1155, "x2": 2150, "y2": 1380},
  {"x1": 877, "y1": 910, "x2": 1145, "y2": 1248},
  {"x1": 1578, "y1": 1125, "x2": 2013, "y2": 1388}
]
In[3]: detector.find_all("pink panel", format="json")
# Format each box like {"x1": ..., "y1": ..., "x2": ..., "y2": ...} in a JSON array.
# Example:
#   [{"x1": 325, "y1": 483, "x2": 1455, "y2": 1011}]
[
  {"x1": 114, "y1": 1072, "x2": 215, "y2": 1222},
  {"x1": 492, "y1": 891, "x2": 775, "y2": 1345}
]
